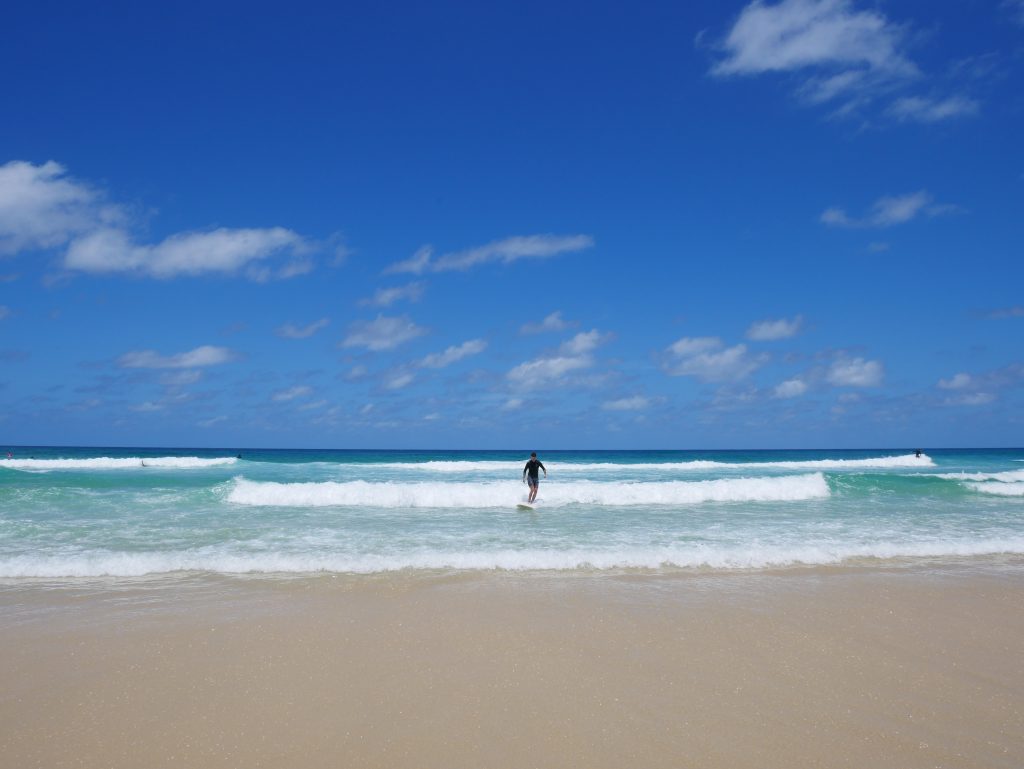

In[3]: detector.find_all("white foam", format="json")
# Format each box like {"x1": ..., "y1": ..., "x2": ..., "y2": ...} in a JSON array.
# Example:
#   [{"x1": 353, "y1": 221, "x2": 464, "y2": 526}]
[
  {"x1": 0, "y1": 456, "x2": 238, "y2": 471},
  {"x1": 966, "y1": 481, "x2": 1024, "y2": 497},
  {"x1": 363, "y1": 454, "x2": 934, "y2": 473},
  {"x1": 932, "y1": 470, "x2": 1024, "y2": 483},
  {"x1": 226, "y1": 473, "x2": 831, "y2": 508},
  {"x1": 2, "y1": 536, "x2": 1023, "y2": 577}
]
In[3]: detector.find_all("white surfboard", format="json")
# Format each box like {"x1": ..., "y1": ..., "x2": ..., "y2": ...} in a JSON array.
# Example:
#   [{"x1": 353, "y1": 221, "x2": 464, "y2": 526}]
[{"x1": 516, "y1": 503, "x2": 534, "y2": 511}]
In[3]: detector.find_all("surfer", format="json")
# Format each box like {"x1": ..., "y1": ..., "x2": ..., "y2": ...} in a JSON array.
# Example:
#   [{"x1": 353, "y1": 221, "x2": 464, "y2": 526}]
[{"x1": 523, "y1": 452, "x2": 547, "y2": 504}]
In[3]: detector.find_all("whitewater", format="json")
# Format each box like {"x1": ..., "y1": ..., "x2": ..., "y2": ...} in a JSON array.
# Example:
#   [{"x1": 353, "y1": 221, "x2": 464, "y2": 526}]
[{"x1": 1, "y1": 447, "x2": 1022, "y2": 578}]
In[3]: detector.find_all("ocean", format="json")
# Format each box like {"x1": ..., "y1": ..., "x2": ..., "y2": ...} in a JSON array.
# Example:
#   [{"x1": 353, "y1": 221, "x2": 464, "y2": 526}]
[{"x1": 1, "y1": 447, "x2": 1022, "y2": 579}]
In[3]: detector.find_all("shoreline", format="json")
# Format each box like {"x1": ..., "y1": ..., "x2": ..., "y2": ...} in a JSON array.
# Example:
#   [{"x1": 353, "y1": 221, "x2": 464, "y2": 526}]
[{"x1": 2, "y1": 563, "x2": 1022, "y2": 768}]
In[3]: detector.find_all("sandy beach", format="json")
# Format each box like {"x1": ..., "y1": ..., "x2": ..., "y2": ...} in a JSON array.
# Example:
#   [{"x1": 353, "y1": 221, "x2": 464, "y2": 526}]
[{"x1": 1, "y1": 564, "x2": 1022, "y2": 769}]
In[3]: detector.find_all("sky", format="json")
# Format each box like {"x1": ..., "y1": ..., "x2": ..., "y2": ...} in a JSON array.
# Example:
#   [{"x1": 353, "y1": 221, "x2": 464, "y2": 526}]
[{"x1": 1, "y1": 0, "x2": 1022, "y2": 449}]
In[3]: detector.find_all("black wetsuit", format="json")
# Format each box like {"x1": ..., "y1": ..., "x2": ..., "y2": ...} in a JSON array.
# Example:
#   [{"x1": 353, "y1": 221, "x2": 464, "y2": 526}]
[{"x1": 523, "y1": 458, "x2": 546, "y2": 485}]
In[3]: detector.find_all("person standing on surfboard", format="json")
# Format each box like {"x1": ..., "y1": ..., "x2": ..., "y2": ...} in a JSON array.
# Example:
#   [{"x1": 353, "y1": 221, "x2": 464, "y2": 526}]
[{"x1": 523, "y1": 452, "x2": 547, "y2": 504}]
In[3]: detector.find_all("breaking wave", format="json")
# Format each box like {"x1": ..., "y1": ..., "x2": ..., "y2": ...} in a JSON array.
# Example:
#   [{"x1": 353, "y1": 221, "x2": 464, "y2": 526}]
[
  {"x1": 0, "y1": 456, "x2": 238, "y2": 471},
  {"x1": 226, "y1": 473, "x2": 831, "y2": 508},
  {"x1": 2, "y1": 536, "x2": 1022, "y2": 578},
  {"x1": 967, "y1": 482, "x2": 1024, "y2": 497},
  {"x1": 361, "y1": 454, "x2": 933, "y2": 473}
]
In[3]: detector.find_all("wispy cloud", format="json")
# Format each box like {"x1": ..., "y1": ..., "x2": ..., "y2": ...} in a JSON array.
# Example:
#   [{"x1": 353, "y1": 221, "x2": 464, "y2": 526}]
[
  {"x1": 520, "y1": 311, "x2": 573, "y2": 335},
  {"x1": 276, "y1": 318, "x2": 330, "y2": 339},
  {"x1": 986, "y1": 306, "x2": 1024, "y2": 320},
  {"x1": 602, "y1": 396, "x2": 651, "y2": 411},
  {"x1": 272, "y1": 385, "x2": 313, "y2": 402},
  {"x1": 821, "y1": 190, "x2": 958, "y2": 228},
  {"x1": 65, "y1": 226, "x2": 310, "y2": 279},
  {"x1": 665, "y1": 337, "x2": 764, "y2": 382},
  {"x1": 938, "y1": 372, "x2": 973, "y2": 390},
  {"x1": 385, "y1": 234, "x2": 594, "y2": 275},
  {"x1": 936, "y1": 363, "x2": 1024, "y2": 406},
  {"x1": 746, "y1": 315, "x2": 803, "y2": 340},
  {"x1": 340, "y1": 315, "x2": 427, "y2": 351},
  {"x1": 826, "y1": 356, "x2": 883, "y2": 386},
  {"x1": 0, "y1": 305, "x2": 9, "y2": 321},
  {"x1": 359, "y1": 282, "x2": 425, "y2": 308},
  {"x1": 418, "y1": 339, "x2": 487, "y2": 368},
  {"x1": 384, "y1": 371, "x2": 415, "y2": 390},
  {"x1": 887, "y1": 95, "x2": 979, "y2": 123},
  {"x1": 117, "y1": 345, "x2": 234, "y2": 369},
  {"x1": 709, "y1": 0, "x2": 972, "y2": 122},
  {"x1": 1002, "y1": 0, "x2": 1024, "y2": 26}
]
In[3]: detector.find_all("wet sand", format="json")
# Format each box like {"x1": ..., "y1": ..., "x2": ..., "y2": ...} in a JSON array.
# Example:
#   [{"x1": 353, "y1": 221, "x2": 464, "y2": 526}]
[{"x1": 1, "y1": 565, "x2": 1022, "y2": 768}]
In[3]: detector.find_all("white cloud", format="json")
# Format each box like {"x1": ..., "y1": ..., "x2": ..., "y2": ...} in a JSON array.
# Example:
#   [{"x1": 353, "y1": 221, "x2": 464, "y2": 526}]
[
  {"x1": 0, "y1": 160, "x2": 315, "y2": 280},
  {"x1": 129, "y1": 401, "x2": 165, "y2": 412},
  {"x1": 507, "y1": 329, "x2": 610, "y2": 389},
  {"x1": 602, "y1": 396, "x2": 651, "y2": 411},
  {"x1": 559, "y1": 330, "x2": 606, "y2": 356},
  {"x1": 198, "y1": 415, "x2": 227, "y2": 428},
  {"x1": 773, "y1": 378, "x2": 808, "y2": 398},
  {"x1": 747, "y1": 315, "x2": 803, "y2": 340},
  {"x1": 667, "y1": 336, "x2": 721, "y2": 357},
  {"x1": 711, "y1": 1, "x2": 973, "y2": 122},
  {"x1": 821, "y1": 190, "x2": 956, "y2": 228},
  {"x1": 419, "y1": 339, "x2": 487, "y2": 368},
  {"x1": 160, "y1": 370, "x2": 202, "y2": 387},
  {"x1": 888, "y1": 95, "x2": 979, "y2": 123},
  {"x1": 272, "y1": 385, "x2": 313, "y2": 402},
  {"x1": 65, "y1": 225, "x2": 309, "y2": 278},
  {"x1": 502, "y1": 398, "x2": 523, "y2": 410},
  {"x1": 276, "y1": 318, "x2": 330, "y2": 339},
  {"x1": 118, "y1": 345, "x2": 234, "y2": 369},
  {"x1": 0, "y1": 160, "x2": 119, "y2": 256},
  {"x1": 383, "y1": 246, "x2": 433, "y2": 275},
  {"x1": 944, "y1": 392, "x2": 995, "y2": 407},
  {"x1": 520, "y1": 311, "x2": 572, "y2": 334},
  {"x1": 712, "y1": 0, "x2": 915, "y2": 85},
  {"x1": 826, "y1": 356, "x2": 883, "y2": 386},
  {"x1": 385, "y1": 234, "x2": 593, "y2": 274},
  {"x1": 0, "y1": 305, "x2": 9, "y2": 320},
  {"x1": 341, "y1": 315, "x2": 427, "y2": 351},
  {"x1": 665, "y1": 337, "x2": 764, "y2": 381},
  {"x1": 508, "y1": 355, "x2": 592, "y2": 389},
  {"x1": 345, "y1": 365, "x2": 368, "y2": 380},
  {"x1": 384, "y1": 371, "x2": 415, "y2": 390},
  {"x1": 298, "y1": 399, "x2": 329, "y2": 412},
  {"x1": 359, "y1": 282, "x2": 425, "y2": 308},
  {"x1": 938, "y1": 372, "x2": 973, "y2": 390}
]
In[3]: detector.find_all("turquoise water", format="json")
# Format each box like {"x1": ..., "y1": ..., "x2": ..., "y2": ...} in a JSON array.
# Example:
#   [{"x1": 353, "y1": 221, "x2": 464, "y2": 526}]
[{"x1": 1, "y1": 447, "x2": 1022, "y2": 578}]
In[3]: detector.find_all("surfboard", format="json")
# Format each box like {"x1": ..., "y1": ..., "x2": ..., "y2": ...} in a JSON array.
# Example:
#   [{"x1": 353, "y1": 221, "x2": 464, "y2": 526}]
[{"x1": 516, "y1": 503, "x2": 534, "y2": 511}]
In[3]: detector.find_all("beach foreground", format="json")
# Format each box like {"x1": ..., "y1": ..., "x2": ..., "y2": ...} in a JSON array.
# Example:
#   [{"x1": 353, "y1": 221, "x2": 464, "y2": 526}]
[{"x1": 1, "y1": 566, "x2": 1022, "y2": 769}]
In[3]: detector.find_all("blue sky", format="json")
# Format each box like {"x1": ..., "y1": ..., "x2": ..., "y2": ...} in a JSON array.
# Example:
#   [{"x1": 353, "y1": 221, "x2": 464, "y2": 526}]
[{"x1": 1, "y1": 0, "x2": 1022, "y2": 449}]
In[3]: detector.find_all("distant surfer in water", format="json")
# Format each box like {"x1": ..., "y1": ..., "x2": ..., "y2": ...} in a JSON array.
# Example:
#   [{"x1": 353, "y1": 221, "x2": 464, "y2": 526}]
[{"x1": 523, "y1": 452, "x2": 547, "y2": 504}]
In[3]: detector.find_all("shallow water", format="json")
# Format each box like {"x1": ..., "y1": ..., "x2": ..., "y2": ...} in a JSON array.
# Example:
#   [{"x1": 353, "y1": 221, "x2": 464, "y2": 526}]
[{"x1": 1, "y1": 447, "x2": 1022, "y2": 578}]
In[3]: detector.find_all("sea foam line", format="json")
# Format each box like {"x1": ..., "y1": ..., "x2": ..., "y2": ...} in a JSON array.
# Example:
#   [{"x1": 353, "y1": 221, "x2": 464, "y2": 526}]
[
  {"x1": 226, "y1": 473, "x2": 831, "y2": 508},
  {"x1": 0, "y1": 456, "x2": 238, "y2": 471},
  {"x1": 355, "y1": 454, "x2": 934, "y2": 473},
  {"x1": 2, "y1": 537, "x2": 1022, "y2": 577}
]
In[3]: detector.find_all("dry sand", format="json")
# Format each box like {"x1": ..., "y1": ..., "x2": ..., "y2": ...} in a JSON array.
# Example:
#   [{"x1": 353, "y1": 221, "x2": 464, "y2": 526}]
[{"x1": 1, "y1": 566, "x2": 1022, "y2": 768}]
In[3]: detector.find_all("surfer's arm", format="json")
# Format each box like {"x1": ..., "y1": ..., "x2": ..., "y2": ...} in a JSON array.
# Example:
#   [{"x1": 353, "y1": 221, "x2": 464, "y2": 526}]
[{"x1": 540, "y1": 461, "x2": 547, "y2": 477}]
